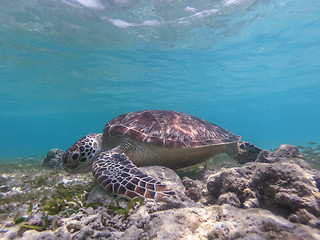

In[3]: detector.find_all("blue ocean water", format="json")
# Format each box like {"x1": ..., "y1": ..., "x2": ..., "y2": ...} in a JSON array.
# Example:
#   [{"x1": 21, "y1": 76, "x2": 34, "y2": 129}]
[{"x1": 0, "y1": 0, "x2": 319, "y2": 160}]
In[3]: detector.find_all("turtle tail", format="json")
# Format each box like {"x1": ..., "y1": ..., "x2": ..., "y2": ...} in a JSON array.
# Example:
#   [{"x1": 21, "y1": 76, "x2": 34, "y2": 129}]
[{"x1": 92, "y1": 151, "x2": 176, "y2": 201}]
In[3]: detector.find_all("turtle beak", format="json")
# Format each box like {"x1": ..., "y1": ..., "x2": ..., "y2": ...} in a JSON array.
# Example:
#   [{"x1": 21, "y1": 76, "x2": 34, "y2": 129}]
[
  {"x1": 62, "y1": 152, "x2": 68, "y2": 165},
  {"x1": 62, "y1": 150, "x2": 93, "y2": 174},
  {"x1": 62, "y1": 151, "x2": 79, "y2": 172}
]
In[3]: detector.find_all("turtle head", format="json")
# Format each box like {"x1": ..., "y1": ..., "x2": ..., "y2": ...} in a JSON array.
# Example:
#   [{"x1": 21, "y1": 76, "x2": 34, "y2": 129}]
[{"x1": 63, "y1": 133, "x2": 103, "y2": 174}]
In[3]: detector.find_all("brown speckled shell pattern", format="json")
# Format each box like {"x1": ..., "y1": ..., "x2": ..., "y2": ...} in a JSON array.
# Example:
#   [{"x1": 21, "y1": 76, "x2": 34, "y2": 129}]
[{"x1": 103, "y1": 110, "x2": 240, "y2": 148}]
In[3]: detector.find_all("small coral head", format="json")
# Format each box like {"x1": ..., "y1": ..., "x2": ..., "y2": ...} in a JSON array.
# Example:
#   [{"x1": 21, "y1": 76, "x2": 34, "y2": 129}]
[{"x1": 63, "y1": 133, "x2": 102, "y2": 173}]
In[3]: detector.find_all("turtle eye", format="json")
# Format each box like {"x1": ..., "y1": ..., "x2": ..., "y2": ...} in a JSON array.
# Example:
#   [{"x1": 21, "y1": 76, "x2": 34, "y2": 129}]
[{"x1": 72, "y1": 152, "x2": 80, "y2": 161}]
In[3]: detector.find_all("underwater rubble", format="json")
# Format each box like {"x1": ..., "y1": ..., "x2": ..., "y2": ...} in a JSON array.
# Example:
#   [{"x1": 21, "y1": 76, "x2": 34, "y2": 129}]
[{"x1": 1, "y1": 145, "x2": 320, "y2": 239}]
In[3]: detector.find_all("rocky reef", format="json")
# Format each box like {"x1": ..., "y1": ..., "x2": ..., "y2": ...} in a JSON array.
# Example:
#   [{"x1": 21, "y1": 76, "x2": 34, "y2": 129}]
[
  {"x1": 207, "y1": 145, "x2": 320, "y2": 228},
  {"x1": 42, "y1": 148, "x2": 65, "y2": 169},
  {"x1": 1, "y1": 145, "x2": 320, "y2": 239}
]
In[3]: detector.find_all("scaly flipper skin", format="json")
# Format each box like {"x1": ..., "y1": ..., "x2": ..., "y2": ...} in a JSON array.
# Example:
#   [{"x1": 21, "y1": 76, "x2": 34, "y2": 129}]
[
  {"x1": 92, "y1": 151, "x2": 177, "y2": 201},
  {"x1": 234, "y1": 141, "x2": 262, "y2": 164}
]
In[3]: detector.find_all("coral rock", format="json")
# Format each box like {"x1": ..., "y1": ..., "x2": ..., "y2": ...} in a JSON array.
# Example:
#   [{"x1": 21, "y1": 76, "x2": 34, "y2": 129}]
[
  {"x1": 43, "y1": 148, "x2": 65, "y2": 169},
  {"x1": 207, "y1": 144, "x2": 320, "y2": 227}
]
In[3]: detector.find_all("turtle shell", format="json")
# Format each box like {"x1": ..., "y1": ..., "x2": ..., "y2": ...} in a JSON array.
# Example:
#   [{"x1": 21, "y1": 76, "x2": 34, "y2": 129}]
[{"x1": 103, "y1": 110, "x2": 240, "y2": 148}]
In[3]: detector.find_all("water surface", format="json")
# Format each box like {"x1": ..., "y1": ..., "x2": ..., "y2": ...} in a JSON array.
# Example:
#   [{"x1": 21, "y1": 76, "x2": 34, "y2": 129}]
[{"x1": 1, "y1": 0, "x2": 320, "y2": 159}]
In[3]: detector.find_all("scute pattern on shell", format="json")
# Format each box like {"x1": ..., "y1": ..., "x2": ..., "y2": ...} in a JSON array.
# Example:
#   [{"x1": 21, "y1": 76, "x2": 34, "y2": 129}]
[{"x1": 103, "y1": 110, "x2": 240, "y2": 148}]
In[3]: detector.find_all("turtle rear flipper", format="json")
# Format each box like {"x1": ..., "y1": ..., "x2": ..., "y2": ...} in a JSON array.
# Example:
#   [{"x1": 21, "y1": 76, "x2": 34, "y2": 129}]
[
  {"x1": 92, "y1": 151, "x2": 176, "y2": 201},
  {"x1": 233, "y1": 141, "x2": 262, "y2": 164}
]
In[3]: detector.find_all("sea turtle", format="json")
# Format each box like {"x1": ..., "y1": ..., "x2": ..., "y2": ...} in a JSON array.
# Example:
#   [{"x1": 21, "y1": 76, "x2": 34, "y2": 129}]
[{"x1": 63, "y1": 110, "x2": 261, "y2": 201}]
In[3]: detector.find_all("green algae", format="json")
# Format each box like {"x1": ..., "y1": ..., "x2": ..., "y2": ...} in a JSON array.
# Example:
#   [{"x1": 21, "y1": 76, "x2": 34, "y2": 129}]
[
  {"x1": 40, "y1": 183, "x2": 93, "y2": 217},
  {"x1": 1, "y1": 170, "x2": 82, "y2": 210},
  {"x1": 0, "y1": 162, "x2": 95, "y2": 232},
  {"x1": 5, "y1": 175, "x2": 95, "y2": 232},
  {"x1": 0, "y1": 158, "x2": 146, "y2": 235},
  {"x1": 108, "y1": 194, "x2": 144, "y2": 220}
]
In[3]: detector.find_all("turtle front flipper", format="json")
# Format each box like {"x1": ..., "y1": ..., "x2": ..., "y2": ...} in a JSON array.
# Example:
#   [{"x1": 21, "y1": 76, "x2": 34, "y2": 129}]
[{"x1": 92, "y1": 151, "x2": 176, "y2": 201}]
